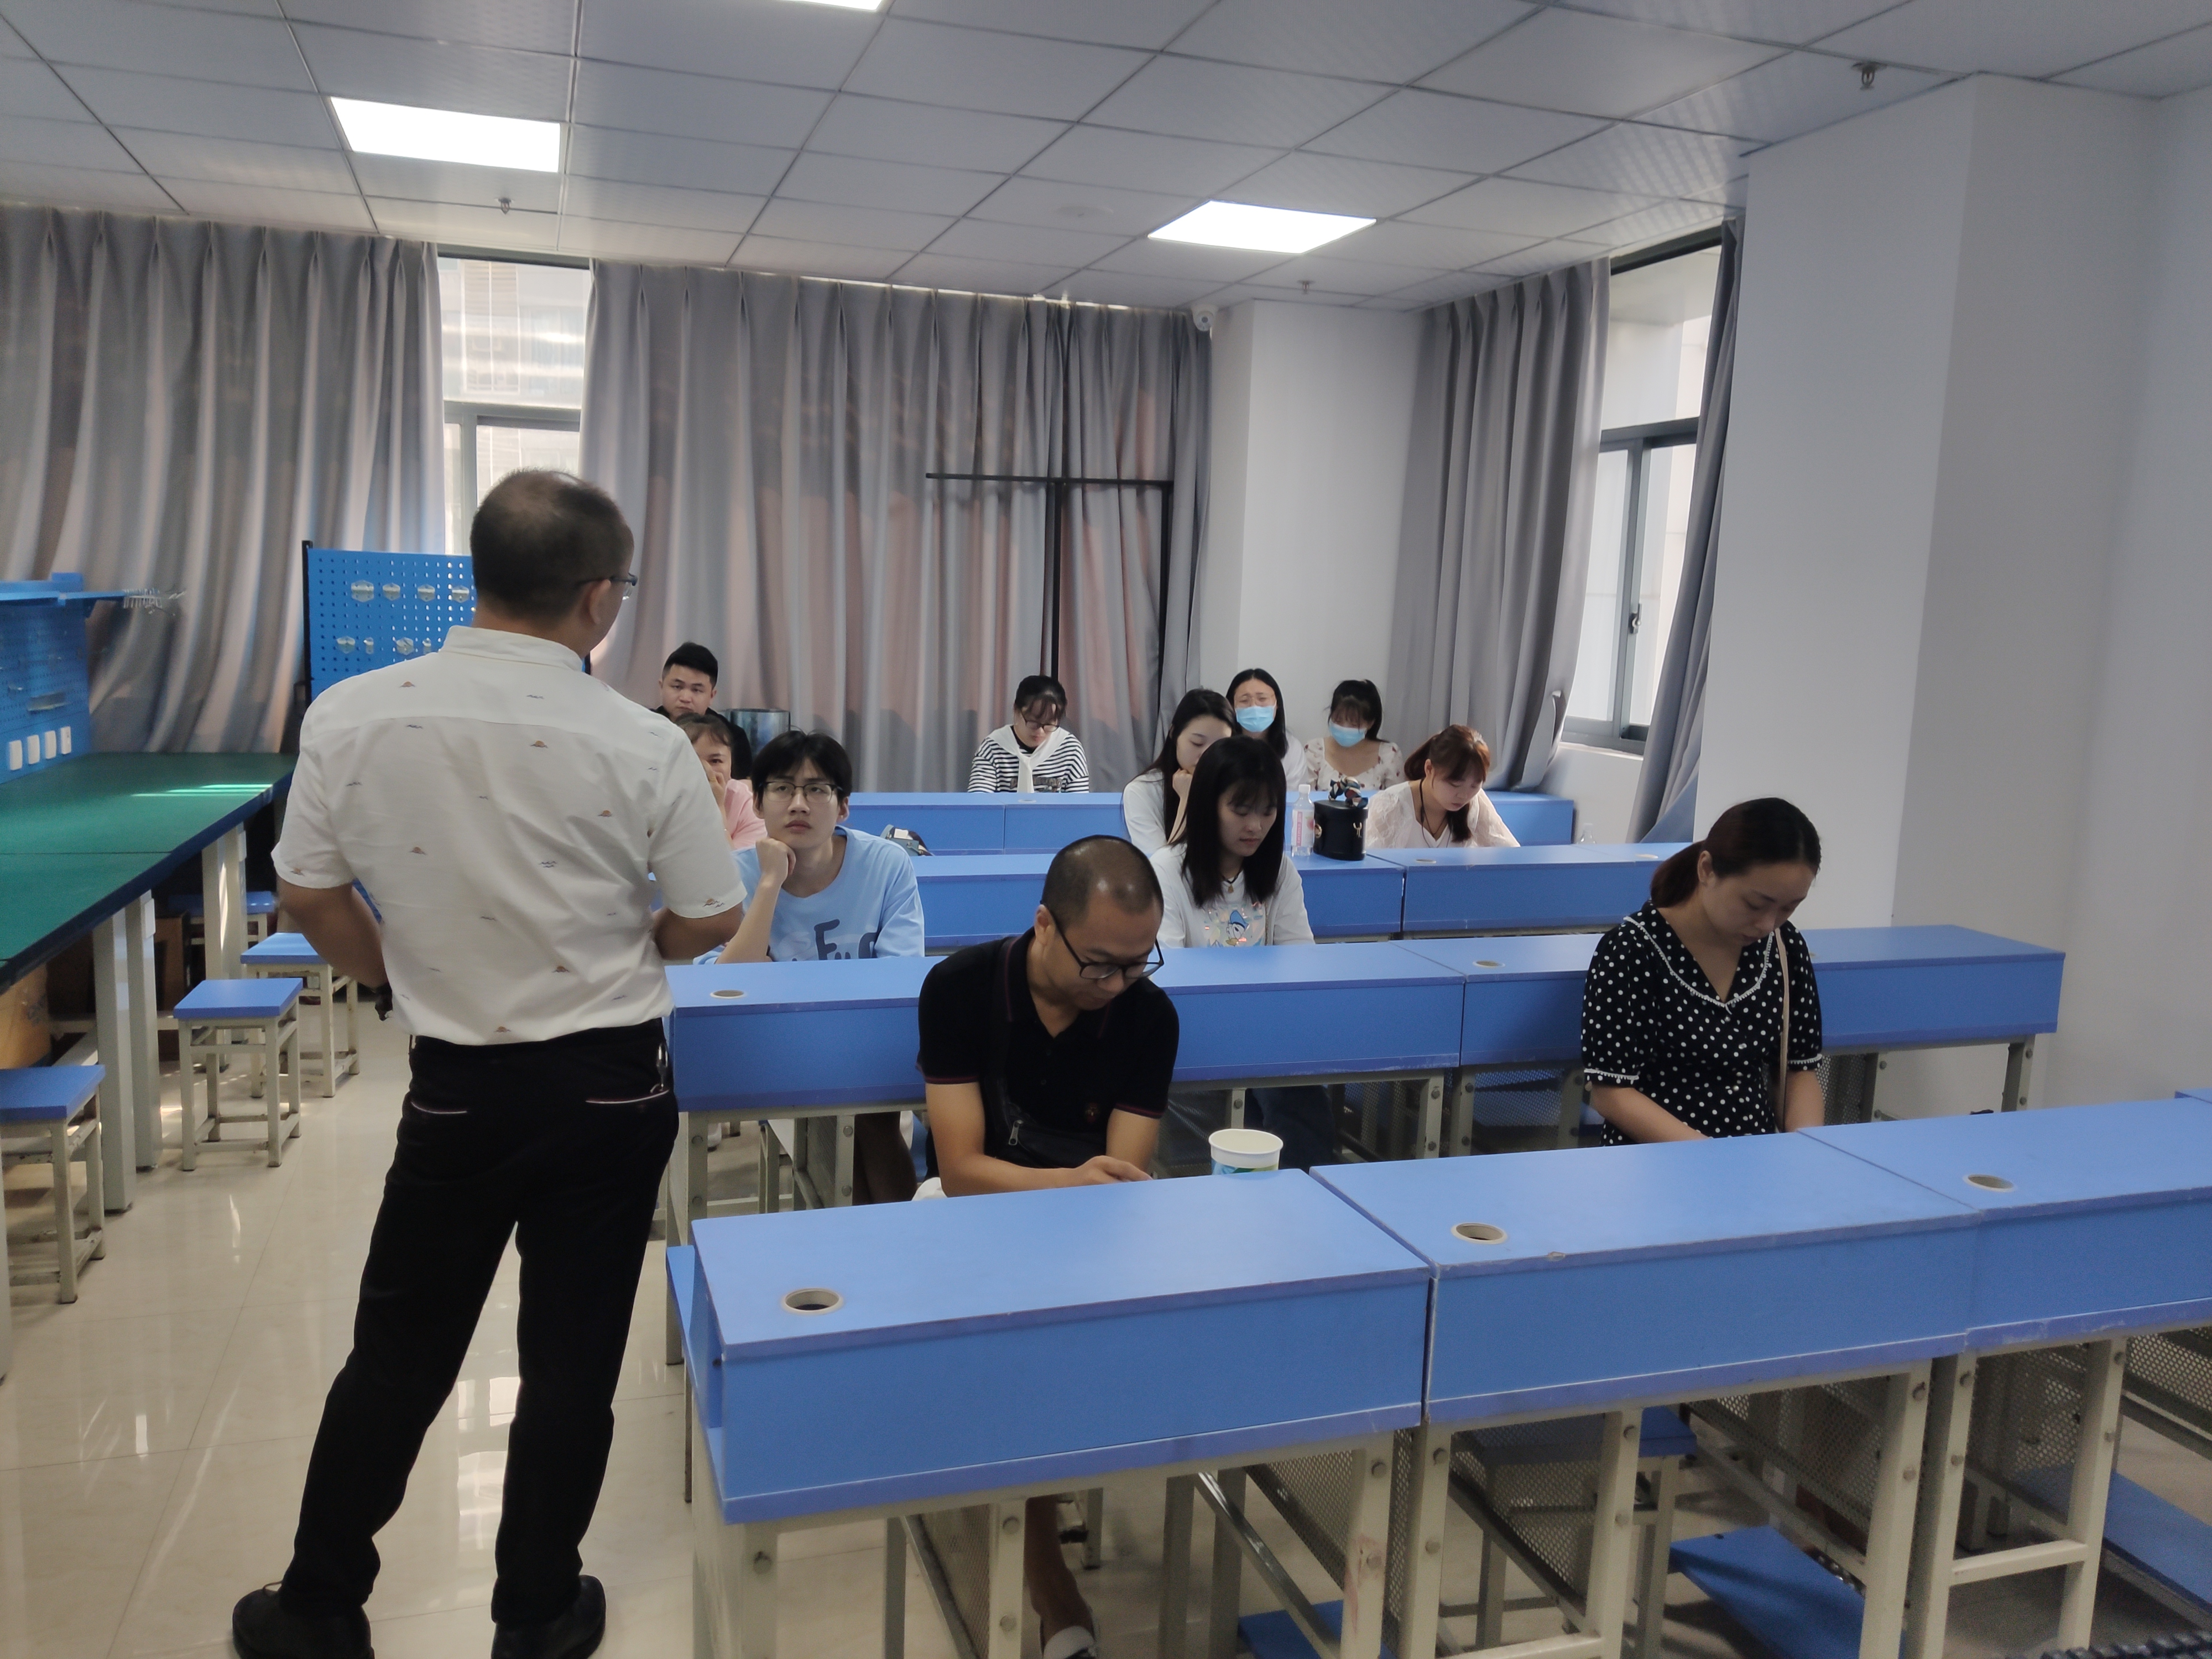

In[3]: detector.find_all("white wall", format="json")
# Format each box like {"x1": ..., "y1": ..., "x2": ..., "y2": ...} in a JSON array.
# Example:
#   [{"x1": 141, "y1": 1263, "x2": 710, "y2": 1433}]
[
  {"x1": 1200, "y1": 301, "x2": 1422, "y2": 743},
  {"x1": 1539, "y1": 743, "x2": 1644, "y2": 842}
]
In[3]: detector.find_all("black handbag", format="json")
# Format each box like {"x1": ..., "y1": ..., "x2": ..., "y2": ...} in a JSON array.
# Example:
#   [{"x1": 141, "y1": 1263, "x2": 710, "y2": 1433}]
[{"x1": 1313, "y1": 781, "x2": 1368, "y2": 862}]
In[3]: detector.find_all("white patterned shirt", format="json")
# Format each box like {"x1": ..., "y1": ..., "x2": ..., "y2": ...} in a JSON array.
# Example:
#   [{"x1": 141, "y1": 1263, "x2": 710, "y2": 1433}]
[{"x1": 1149, "y1": 846, "x2": 1315, "y2": 948}]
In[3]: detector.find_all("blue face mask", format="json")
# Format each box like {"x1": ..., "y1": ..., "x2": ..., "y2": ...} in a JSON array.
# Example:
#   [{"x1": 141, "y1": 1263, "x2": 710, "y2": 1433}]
[
  {"x1": 1328, "y1": 721, "x2": 1369, "y2": 748},
  {"x1": 1235, "y1": 705, "x2": 1275, "y2": 734}
]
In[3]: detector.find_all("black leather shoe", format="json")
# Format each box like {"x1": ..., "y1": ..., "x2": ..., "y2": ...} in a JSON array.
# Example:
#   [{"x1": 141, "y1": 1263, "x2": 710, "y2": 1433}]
[
  {"x1": 231, "y1": 1585, "x2": 372, "y2": 1659},
  {"x1": 491, "y1": 1576, "x2": 606, "y2": 1659}
]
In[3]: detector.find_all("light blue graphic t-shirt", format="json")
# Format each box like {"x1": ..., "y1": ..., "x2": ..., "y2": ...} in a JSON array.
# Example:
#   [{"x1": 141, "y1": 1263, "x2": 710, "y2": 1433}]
[{"x1": 724, "y1": 826, "x2": 925, "y2": 962}]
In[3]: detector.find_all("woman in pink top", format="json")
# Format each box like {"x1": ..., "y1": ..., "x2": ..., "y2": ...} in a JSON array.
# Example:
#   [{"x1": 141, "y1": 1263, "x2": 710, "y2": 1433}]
[{"x1": 678, "y1": 713, "x2": 767, "y2": 849}]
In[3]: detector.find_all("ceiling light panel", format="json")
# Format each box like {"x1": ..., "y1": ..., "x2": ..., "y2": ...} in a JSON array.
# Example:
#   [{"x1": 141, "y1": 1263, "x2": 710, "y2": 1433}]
[
  {"x1": 331, "y1": 98, "x2": 562, "y2": 171},
  {"x1": 1151, "y1": 200, "x2": 1375, "y2": 253}
]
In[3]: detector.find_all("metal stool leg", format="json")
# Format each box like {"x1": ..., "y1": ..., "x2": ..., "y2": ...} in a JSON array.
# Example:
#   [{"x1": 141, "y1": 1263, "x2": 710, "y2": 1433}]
[
  {"x1": 51, "y1": 1118, "x2": 76, "y2": 1302},
  {"x1": 180, "y1": 1024, "x2": 202, "y2": 1171}
]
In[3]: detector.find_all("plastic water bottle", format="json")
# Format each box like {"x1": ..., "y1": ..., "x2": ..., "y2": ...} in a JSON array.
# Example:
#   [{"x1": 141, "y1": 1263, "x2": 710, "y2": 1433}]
[{"x1": 1292, "y1": 787, "x2": 1314, "y2": 854}]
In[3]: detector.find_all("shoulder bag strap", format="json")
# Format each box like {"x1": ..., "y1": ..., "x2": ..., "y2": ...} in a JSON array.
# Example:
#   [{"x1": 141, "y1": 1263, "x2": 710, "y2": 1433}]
[{"x1": 1775, "y1": 931, "x2": 1792, "y2": 1129}]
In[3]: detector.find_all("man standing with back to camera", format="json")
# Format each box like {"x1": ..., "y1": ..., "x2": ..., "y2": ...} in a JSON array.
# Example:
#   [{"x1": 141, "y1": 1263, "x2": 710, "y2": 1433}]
[{"x1": 232, "y1": 471, "x2": 744, "y2": 1659}]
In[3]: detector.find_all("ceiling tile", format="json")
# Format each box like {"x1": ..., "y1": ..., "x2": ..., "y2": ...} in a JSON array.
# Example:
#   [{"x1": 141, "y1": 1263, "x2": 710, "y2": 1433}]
[
  {"x1": 294, "y1": 26, "x2": 570, "y2": 121},
  {"x1": 1420, "y1": 10, "x2": 1781, "y2": 118},
  {"x1": 894, "y1": 252, "x2": 1079, "y2": 295},
  {"x1": 563, "y1": 178, "x2": 763, "y2": 232},
  {"x1": 0, "y1": 112, "x2": 139, "y2": 170},
  {"x1": 1370, "y1": 268, "x2": 1514, "y2": 306},
  {"x1": 577, "y1": 0, "x2": 877, "y2": 87},
  {"x1": 1253, "y1": 251, "x2": 1451, "y2": 295},
  {"x1": 1509, "y1": 122, "x2": 1749, "y2": 196},
  {"x1": 1089, "y1": 236, "x2": 1286, "y2": 282},
  {"x1": 570, "y1": 63, "x2": 831, "y2": 150},
  {"x1": 1053, "y1": 269, "x2": 1220, "y2": 306},
  {"x1": 1475, "y1": 236, "x2": 1610, "y2": 276},
  {"x1": 750, "y1": 197, "x2": 956, "y2": 251},
  {"x1": 1171, "y1": 0, "x2": 1532, "y2": 81},
  {"x1": 1084, "y1": 58, "x2": 1383, "y2": 148},
  {"x1": 1228, "y1": 152, "x2": 1472, "y2": 217},
  {"x1": 2059, "y1": 20, "x2": 2212, "y2": 96},
  {"x1": 568, "y1": 126, "x2": 794, "y2": 196},
  {"x1": 0, "y1": 160, "x2": 176, "y2": 211},
  {"x1": 0, "y1": 54, "x2": 92, "y2": 121},
  {"x1": 890, "y1": 0, "x2": 1213, "y2": 51},
  {"x1": 113, "y1": 128, "x2": 354, "y2": 190},
  {"x1": 1406, "y1": 175, "x2": 1666, "y2": 236},
  {"x1": 845, "y1": 21, "x2": 1150, "y2": 121},
  {"x1": 925, "y1": 217, "x2": 1129, "y2": 265},
  {"x1": 348, "y1": 155, "x2": 563, "y2": 212},
  {"x1": 1574, "y1": 197, "x2": 1726, "y2": 249},
  {"x1": 968, "y1": 176, "x2": 1198, "y2": 236},
  {"x1": 1307, "y1": 90, "x2": 1606, "y2": 173},
  {"x1": 1820, "y1": 0, "x2": 2212, "y2": 77},
  {"x1": 780, "y1": 152, "x2": 1001, "y2": 217},
  {"x1": 733, "y1": 234, "x2": 911, "y2": 281},
  {"x1": 1639, "y1": 50, "x2": 1948, "y2": 142},
  {"x1": 1553, "y1": 0, "x2": 1897, "y2": 45},
  {"x1": 807, "y1": 97, "x2": 1066, "y2": 174},
  {"x1": 1201, "y1": 278, "x2": 1370, "y2": 305},
  {"x1": 368, "y1": 196, "x2": 560, "y2": 246},
  {"x1": 1020, "y1": 127, "x2": 1283, "y2": 195},
  {"x1": 556, "y1": 216, "x2": 741, "y2": 265},
  {"x1": 1322, "y1": 218, "x2": 1538, "y2": 269},
  {"x1": 2, "y1": 0, "x2": 315, "y2": 89},
  {"x1": 162, "y1": 179, "x2": 374, "y2": 229},
  {"x1": 54, "y1": 68, "x2": 340, "y2": 146},
  {"x1": 279, "y1": 0, "x2": 576, "y2": 54}
]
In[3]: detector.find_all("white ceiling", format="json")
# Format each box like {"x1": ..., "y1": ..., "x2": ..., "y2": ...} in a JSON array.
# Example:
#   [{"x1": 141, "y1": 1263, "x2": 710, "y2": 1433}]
[{"x1": 2, "y1": 0, "x2": 2209, "y2": 310}]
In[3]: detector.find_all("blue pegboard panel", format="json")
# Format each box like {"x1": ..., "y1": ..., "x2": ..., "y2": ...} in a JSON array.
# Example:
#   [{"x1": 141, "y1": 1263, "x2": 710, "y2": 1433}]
[
  {"x1": 0, "y1": 582, "x2": 96, "y2": 782},
  {"x1": 306, "y1": 547, "x2": 474, "y2": 699}
]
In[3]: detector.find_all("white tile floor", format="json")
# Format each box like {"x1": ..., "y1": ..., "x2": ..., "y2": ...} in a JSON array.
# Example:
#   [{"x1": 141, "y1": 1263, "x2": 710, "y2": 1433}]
[{"x1": 4, "y1": 1015, "x2": 2208, "y2": 1659}]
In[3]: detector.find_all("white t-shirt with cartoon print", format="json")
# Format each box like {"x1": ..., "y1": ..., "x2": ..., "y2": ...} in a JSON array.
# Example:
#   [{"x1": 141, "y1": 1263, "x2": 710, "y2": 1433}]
[{"x1": 1148, "y1": 846, "x2": 1315, "y2": 949}]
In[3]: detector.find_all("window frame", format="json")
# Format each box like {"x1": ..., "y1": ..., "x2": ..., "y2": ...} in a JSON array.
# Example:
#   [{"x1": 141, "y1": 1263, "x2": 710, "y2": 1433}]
[
  {"x1": 1566, "y1": 415, "x2": 1698, "y2": 753},
  {"x1": 444, "y1": 400, "x2": 583, "y2": 524}
]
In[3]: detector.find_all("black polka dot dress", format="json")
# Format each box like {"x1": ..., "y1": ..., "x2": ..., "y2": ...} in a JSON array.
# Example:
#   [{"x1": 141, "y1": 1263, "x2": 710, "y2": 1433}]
[{"x1": 1581, "y1": 900, "x2": 1823, "y2": 1145}]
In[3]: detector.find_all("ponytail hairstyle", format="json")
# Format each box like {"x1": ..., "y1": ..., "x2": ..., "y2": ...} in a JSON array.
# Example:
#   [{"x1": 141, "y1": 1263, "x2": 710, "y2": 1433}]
[
  {"x1": 1404, "y1": 724, "x2": 1493, "y2": 846},
  {"x1": 1226, "y1": 667, "x2": 1290, "y2": 760},
  {"x1": 1651, "y1": 797, "x2": 1823, "y2": 907},
  {"x1": 1145, "y1": 688, "x2": 1235, "y2": 784},
  {"x1": 1328, "y1": 677, "x2": 1384, "y2": 740},
  {"x1": 1170, "y1": 735, "x2": 1288, "y2": 907}
]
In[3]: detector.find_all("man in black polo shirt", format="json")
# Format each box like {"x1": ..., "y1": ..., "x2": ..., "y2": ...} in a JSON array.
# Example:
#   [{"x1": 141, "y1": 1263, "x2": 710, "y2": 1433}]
[{"x1": 915, "y1": 834, "x2": 1177, "y2": 1659}]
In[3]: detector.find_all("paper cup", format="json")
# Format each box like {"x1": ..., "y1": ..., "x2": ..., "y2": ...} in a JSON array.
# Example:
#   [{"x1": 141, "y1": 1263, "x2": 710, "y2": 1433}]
[{"x1": 1210, "y1": 1128, "x2": 1283, "y2": 1175}]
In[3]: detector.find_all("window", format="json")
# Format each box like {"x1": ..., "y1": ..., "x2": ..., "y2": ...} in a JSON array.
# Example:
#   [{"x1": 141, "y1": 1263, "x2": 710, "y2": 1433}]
[
  {"x1": 1568, "y1": 243, "x2": 1718, "y2": 749},
  {"x1": 439, "y1": 257, "x2": 591, "y2": 554}
]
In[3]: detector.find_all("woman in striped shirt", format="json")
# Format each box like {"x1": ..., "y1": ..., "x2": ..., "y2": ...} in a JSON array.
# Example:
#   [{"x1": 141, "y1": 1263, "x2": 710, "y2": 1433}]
[{"x1": 968, "y1": 674, "x2": 1092, "y2": 792}]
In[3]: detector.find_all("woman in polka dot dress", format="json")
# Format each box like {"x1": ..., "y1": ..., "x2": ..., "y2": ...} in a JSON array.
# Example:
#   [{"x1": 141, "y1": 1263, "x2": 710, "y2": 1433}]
[{"x1": 1581, "y1": 797, "x2": 1825, "y2": 1145}]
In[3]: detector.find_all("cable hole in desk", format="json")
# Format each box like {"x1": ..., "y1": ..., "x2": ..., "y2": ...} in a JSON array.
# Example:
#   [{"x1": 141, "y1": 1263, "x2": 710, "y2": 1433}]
[
  {"x1": 1415, "y1": 858, "x2": 1436, "y2": 864},
  {"x1": 1965, "y1": 1172, "x2": 2014, "y2": 1191},
  {"x1": 783, "y1": 1287, "x2": 843, "y2": 1314},
  {"x1": 1454, "y1": 1222, "x2": 1507, "y2": 1244},
  {"x1": 710, "y1": 988, "x2": 747, "y2": 999},
  {"x1": 1475, "y1": 960, "x2": 1501, "y2": 969}
]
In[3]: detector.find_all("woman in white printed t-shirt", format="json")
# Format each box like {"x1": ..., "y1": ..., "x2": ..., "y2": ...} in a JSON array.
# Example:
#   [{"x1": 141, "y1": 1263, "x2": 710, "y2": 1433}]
[
  {"x1": 1228, "y1": 667, "x2": 1302, "y2": 786},
  {"x1": 1122, "y1": 688, "x2": 1234, "y2": 854},
  {"x1": 968, "y1": 674, "x2": 1091, "y2": 793},
  {"x1": 1147, "y1": 736, "x2": 1334, "y2": 1171},
  {"x1": 1295, "y1": 677, "x2": 1404, "y2": 794},
  {"x1": 1364, "y1": 724, "x2": 1519, "y2": 851}
]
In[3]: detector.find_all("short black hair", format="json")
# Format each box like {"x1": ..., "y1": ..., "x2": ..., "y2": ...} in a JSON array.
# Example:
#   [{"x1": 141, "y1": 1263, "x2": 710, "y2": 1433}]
[
  {"x1": 1328, "y1": 678, "x2": 1383, "y2": 739},
  {"x1": 1043, "y1": 836, "x2": 1162, "y2": 927},
  {"x1": 470, "y1": 470, "x2": 632, "y2": 623},
  {"x1": 674, "y1": 711, "x2": 738, "y2": 754},
  {"x1": 663, "y1": 642, "x2": 719, "y2": 685},
  {"x1": 749, "y1": 729, "x2": 854, "y2": 800},
  {"x1": 1014, "y1": 675, "x2": 1067, "y2": 719}
]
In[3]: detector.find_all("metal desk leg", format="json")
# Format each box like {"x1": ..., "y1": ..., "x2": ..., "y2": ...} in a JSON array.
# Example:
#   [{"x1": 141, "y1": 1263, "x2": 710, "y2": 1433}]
[
  {"x1": 91, "y1": 911, "x2": 137, "y2": 1209},
  {"x1": 1556, "y1": 1066, "x2": 1587, "y2": 1151},
  {"x1": 1905, "y1": 1355, "x2": 1976, "y2": 1659},
  {"x1": 2001, "y1": 1038, "x2": 2035, "y2": 1113},
  {"x1": 692, "y1": 1413, "x2": 778, "y2": 1659},
  {"x1": 1161, "y1": 1476, "x2": 1196, "y2": 1659},
  {"x1": 1858, "y1": 1361, "x2": 1933, "y2": 1659},
  {"x1": 987, "y1": 1499, "x2": 1025, "y2": 1659},
  {"x1": 1416, "y1": 1074, "x2": 1444, "y2": 1158},
  {"x1": 1477, "y1": 1533, "x2": 1506, "y2": 1648},
  {"x1": 1338, "y1": 1438, "x2": 1396, "y2": 1659},
  {"x1": 665, "y1": 1117, "x2": 709, "y2": 1366},
  {"x1": 1637, "y1": 1454, "x2": 1684, "y2": 1659},
  {"x1": 1399, "y1": 1423, "x2": 1452, "y2": 1659},
  {"x1": 124, "y1": 894, "x2": 160, "y2": 1168},
  {"x1": 835, "y1": 1113, "x2": 856, "y2": 1205},
  {"x1": 2057, "y1": 1340, "x2": 2126, "y2": 1646},
  {"x1": 883, "y1": 1517, "x2": 906, "y2": 1659},
  {"x1": 1227, "y1": 1089, "x2": 1246, "y2": 1131},
  {"x1": 1207, "y1": 1468, "x2": 1246, "y2": 1659},
  {"x1": 1447, "y1": 1072, "x2": 1476, "y2": 1157},
  {"x1": 221, "y1": 825, "x2": 248, "y2": 978},
  {"x1": 1580, "y1": 1411, "x2": 1644, "y2": 1659}
]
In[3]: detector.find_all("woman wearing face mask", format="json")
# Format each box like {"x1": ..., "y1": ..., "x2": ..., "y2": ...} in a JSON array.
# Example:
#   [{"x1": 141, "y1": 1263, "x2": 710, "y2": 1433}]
[
  {"x1": 1123, "y1": 688, "x2": 1235, "y2": 854},
  {"x1": 1364, "y1": 724, "x2": 1516, "y2": 850},
  {"x1": 1582, "y1": 797, "x2": 1826, "y2": 1145},
  {"x1": 1297, "y1": 679, "x2": 1402, "y2": 794},
  {"x1": 1227, "y1": 667, "x2": 1300, "y2": 785}
]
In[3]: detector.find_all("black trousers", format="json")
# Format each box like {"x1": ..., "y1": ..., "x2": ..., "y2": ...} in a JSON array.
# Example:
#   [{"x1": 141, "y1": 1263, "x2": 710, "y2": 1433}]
[{"x1": 281, "y1": 1021, "x2": 677, "y2": 1626}]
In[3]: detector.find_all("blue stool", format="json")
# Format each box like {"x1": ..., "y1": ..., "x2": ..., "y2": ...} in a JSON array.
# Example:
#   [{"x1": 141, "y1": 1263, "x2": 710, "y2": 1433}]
[
  {"x1": 244, "y1": 933, "x2": 358, "y2": 1097},
  {"x1": 0, "y1": 1065, "x2": 106, "y2": 1303},
  {"x1": 176, "y1": 979, "x2": 302, "y2": 1169},
  {"x1": 171, "y1": 888, "x2": 278, "y2": 954}
]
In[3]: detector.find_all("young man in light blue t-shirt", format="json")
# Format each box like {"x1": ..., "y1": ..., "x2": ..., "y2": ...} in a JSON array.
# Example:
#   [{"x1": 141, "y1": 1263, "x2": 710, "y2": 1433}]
[{"x1": 708, "y1": 728, "x2": 923, "y2": 1198}]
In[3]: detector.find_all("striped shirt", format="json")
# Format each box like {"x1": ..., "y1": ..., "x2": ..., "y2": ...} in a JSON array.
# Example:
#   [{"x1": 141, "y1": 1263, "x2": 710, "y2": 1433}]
[{"x1": 966, "y1": 725, "x2": 1092, "y2": 793}]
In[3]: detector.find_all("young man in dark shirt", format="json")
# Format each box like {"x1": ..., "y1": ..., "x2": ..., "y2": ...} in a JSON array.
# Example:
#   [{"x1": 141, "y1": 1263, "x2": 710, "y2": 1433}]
[{"x1": 914, "y1": 835, "x2": 1177, "y2": 1658}]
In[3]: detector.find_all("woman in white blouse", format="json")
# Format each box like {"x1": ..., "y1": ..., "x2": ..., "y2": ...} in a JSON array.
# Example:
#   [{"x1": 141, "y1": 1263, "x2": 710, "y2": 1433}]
[
  {"x1": 1121, "y1": 688, "x2": 1233, "y2": 854},
  {"x1": 1364, "y1": 724, "x2": 1519, "y2": 850},
  {"x1": 1296, "y1": 678, "x2": 1403, "y2": 794},
  {"x1": 1228, "y1": 667, "x2": 1301, "y2": 785}
]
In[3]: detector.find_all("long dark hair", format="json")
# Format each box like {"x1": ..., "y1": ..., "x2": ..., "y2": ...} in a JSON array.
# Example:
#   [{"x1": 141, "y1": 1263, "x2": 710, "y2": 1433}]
[
  {"x1": 1328, "y1": 677, "x2": 1383, "y2": 739},
  {"x1": 1404, "y1": 724, "x2": 1493, "y2": 846},
  {"x1": 1652, "y1": 797, "x2": 1823, "y2": 906},
  {"x1": 1227, "y1": 667, "x2": 1289, "y2": 760},
  {"x1": 1145, "y1": 688, "x2": 1235, "y2": 783},
  {"x1": 1170, "y1": 735, "x2": 1287, "y2": 907}
]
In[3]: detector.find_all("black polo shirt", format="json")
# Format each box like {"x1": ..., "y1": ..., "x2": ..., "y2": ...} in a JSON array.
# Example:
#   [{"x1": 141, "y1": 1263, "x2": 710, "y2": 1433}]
[{"x1": 916, "y1": 931, "x2": 1178, "y2": 1171}]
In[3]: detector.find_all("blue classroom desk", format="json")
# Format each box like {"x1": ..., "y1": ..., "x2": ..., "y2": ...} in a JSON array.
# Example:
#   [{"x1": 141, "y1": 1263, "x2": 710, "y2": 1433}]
[
  {"x1": 1291, "y1": 853, "x2": 1407, "y2": 939},
  {"x1": 678, "y1": 1173, "x2": 1430, "y2": 1659},
  {"x1": 843, "y1": 792, "x2": 1125, "y2": 853},
  {"x1": 1366, "y1": 843, "x2": 1684, "y2": 935},
  {"x1": 1486, "y1": 790, "x2": 1575, "y2": 846},
  {"x1": 1806, "y1": 1101, "x2": 2212, "y2": 1659}
]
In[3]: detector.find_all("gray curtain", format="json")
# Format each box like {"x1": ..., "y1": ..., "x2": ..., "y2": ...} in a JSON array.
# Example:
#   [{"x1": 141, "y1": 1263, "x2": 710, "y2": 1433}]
[
  {"x1": 1630, "y1": 219, "x2": 1741, "y2": 842},
  {"x1": 1390, "y1": 260, "x2": 1609, "y2": 789},
  {"x1": 579, "y1": 266, "x2": 1208, "y2": 792},
  {"x1": 0, "y1": 206, "x2": 444, "y2": 753}
]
